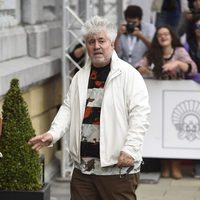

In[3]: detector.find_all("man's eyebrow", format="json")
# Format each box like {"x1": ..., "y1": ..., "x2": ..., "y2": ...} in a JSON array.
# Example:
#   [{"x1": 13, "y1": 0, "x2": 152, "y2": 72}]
[
  {"x1": 98, "y1": 37, "x2": 105, "y2": 40},
  {"x1": 87, "y1": 37, "x2": 106, "y2": 40}
]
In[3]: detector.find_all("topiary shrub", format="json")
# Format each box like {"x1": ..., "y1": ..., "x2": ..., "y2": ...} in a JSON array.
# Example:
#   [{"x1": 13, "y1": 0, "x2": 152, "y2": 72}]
[{"x1": 0, "y1": 79, "x2": 42, "y2": 191}]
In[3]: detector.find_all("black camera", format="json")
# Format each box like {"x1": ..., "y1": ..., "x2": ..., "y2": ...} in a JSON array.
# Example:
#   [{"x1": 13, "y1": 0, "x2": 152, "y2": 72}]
[{"x1": 126, "y1": 22, "x2": 135, "y2": 34}]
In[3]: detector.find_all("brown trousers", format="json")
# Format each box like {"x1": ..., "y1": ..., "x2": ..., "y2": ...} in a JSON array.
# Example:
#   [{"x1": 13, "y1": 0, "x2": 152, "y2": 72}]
[{"x1": 70, "y1": 168, "x2": 140, "y2": 200}]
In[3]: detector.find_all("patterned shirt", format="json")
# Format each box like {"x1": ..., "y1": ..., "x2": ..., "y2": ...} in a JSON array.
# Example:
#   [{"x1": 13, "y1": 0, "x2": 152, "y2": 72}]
[{"x1": 74, "y1": 64, "x2": 141, "y2": 175}]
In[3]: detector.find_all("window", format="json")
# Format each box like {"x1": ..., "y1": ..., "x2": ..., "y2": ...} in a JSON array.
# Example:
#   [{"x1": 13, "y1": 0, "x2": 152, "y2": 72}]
[{"x1": 0, "y1": 0, "x2": 20, "y2": 29}]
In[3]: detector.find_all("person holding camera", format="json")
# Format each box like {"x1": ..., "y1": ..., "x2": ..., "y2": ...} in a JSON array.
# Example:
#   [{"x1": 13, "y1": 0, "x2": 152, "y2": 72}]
[{"x1": 115, "y1": 5, "x2": 155, "y2": 67}]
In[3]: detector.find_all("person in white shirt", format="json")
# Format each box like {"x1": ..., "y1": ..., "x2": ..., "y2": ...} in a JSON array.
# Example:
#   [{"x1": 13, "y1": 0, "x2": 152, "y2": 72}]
[{"x1": 115, "y1": 5, "x2": 155, "y2": 67}]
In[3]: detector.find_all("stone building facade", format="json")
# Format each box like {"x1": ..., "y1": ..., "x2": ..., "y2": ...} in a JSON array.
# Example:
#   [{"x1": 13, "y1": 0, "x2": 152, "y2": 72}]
[
  {"x1": 0, "y1": 0, "x2": 155, "y2": 181},
  {"x1": 0, "y1": 0, "x2": 63, "y2": 181}
]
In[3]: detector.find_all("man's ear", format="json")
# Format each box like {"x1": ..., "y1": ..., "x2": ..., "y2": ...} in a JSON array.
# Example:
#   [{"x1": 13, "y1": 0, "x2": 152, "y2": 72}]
[{"x1": 111, "y1": 41, "x2": 115, "y2": 48}]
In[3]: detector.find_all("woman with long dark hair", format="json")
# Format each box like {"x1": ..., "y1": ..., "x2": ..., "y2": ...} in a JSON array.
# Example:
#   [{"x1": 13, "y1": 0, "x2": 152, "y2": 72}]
[
  {"x1": 135, "y1": 25, "x2": 198, "y2": 179},
  {"x1": 136, "y1": 25, "x2": 197, "y2": 80}
]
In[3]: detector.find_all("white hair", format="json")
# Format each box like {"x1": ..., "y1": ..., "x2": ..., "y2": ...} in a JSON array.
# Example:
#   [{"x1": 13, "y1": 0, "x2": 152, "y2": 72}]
[{"x1": 81, "y1": 15, "x2": 117, "y2": 42}]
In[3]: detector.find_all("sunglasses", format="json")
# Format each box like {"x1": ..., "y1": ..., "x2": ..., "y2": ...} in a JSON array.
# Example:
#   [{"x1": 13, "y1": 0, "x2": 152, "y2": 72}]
[{"x1": 194, "y1": 24, "x2": 200, "y2": 29}]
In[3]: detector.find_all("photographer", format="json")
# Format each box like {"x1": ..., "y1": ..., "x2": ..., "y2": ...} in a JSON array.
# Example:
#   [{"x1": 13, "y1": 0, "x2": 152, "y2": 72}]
[{"x1": 115, "y1": 5, "x2": 155, "y2": 67}]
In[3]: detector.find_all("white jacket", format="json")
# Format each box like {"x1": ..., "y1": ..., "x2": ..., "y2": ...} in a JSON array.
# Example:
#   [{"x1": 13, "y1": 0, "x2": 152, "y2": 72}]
[{"x1": 49, "y1": 51, "x2": 150, "y2": 167}]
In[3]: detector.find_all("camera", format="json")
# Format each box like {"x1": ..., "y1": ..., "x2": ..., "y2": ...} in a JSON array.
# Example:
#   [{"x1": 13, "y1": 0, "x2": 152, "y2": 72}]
[{"x1": 126, "y1": 22, "x2": 135, "y2": 34}]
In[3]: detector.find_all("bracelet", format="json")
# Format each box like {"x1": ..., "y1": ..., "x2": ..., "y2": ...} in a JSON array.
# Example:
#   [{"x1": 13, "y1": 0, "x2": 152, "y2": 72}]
[{"x1": 186, "y1": 64, "x2": 192, "y2": 74}]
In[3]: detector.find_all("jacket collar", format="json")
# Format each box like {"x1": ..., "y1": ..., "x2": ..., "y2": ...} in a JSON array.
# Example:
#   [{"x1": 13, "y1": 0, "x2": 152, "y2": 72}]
[
  {"x1": 82, "y1": 50, "x2": 120, "y2": 71},
  {"x1": 77, "y1": 50, "x2": 121, "y2": 118}
]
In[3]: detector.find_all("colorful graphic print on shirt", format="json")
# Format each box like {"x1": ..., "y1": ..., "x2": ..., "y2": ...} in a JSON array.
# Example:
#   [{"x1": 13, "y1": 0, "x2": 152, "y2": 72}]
[{"x1": 80, "y1": 65, "x2": 110, "y2": 172}]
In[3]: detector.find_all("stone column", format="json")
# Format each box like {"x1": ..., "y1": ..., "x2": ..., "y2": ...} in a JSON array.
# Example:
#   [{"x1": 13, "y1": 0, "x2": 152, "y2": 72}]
[
  {"x1": 25, "y1": 24, "x2": 50, "y2": 58},
  {"x1": 0, "y1": 26, "x2": 27, "y2": 61},
  {"x1": 0, "y1": 0, "x2": 27, "y2": 62},
  {"x1": 21, "y1": 0, "x2": 43, "y2": 24}
]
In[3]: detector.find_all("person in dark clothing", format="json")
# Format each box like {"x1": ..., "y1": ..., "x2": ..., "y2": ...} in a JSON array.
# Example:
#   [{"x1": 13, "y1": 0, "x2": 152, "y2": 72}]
[
  {"x1": 185, "y1": 14, "x2": 200, "y2": 179},
  {"x1": 152, "y1": 0, "x2": 185, "y2": 31},
  {"x1": 178, "y1": 0, "x2": 200, "y2": 36},
  {"x1": 69, "y1": 43, "x2": 86, "y2": 75},
  {"x1": 185, "y1": 14, "x2": 200, "y2": 72}
]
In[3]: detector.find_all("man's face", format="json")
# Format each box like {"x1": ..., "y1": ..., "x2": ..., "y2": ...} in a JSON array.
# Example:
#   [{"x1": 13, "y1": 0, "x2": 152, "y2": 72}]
[
  {"x1": 85, "y1": 32, "x2": 114, "y2": 68},
  {"x1": 156, "y1": 27, "x2": 172, "y2": 48}
]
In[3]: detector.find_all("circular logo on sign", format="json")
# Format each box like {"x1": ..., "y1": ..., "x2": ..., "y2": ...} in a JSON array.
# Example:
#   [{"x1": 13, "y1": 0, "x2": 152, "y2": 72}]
[{"x1": 172, "y1": 100, "x2": 200, "y2": 141}]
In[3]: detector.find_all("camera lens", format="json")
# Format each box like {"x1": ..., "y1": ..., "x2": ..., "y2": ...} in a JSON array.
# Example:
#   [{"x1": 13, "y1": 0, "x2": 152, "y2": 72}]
[{"x1": 126, "y1": 23, "x2": 135, "y2": 34}]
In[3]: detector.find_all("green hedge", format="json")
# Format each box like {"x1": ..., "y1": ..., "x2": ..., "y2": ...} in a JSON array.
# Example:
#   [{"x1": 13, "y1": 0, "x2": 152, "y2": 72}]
[{"x1": 0, "y1": 79, "x2": 42, "y2": 191}]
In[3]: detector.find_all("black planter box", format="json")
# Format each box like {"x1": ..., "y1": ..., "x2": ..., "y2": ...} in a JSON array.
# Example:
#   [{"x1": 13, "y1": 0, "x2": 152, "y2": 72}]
[{"x1": 0, "y1": 183, "x2": 50, "y2": 200}]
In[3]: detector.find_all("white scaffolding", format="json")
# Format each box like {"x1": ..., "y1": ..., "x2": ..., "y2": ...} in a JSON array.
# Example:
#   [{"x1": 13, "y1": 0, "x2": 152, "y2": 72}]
[{"x1": 60, "y1": 0, "x2": 123, "y2": 180}]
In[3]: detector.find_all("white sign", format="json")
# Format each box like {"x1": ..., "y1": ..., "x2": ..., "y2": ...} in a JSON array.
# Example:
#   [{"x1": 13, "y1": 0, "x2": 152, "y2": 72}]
[
  {"x1": 0, "y1": 0, "x2": 16, "y2": 10},
  {"x1": 143, "y1": 79, "x2": 200, "y2": 159}
]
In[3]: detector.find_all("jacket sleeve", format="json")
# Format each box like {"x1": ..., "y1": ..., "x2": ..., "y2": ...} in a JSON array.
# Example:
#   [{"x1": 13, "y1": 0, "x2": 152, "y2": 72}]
[
  {"x1": 176, "y1": 47, "x2": 198, "y2": 76},
  {"x1": 48, "y1": 86, "x2": 72, "y2": 144},
  {"x1": 121, "y1": 69, "x2": 151, "y2": 161},
  {"x1": 147, "y1": 24, "x2": 156, "y2": 40}
]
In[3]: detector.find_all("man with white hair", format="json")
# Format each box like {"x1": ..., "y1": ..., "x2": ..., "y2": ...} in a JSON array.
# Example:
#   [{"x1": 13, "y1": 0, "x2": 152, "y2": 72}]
[{"x1": 28, "y1": 16, "x2": 150, "y2": 200}]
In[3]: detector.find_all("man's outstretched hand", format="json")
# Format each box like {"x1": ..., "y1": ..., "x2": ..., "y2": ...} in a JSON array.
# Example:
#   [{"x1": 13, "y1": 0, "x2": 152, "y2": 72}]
[{"x1": 28, "y1": 132, "x2": 53, "y2": 151}]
